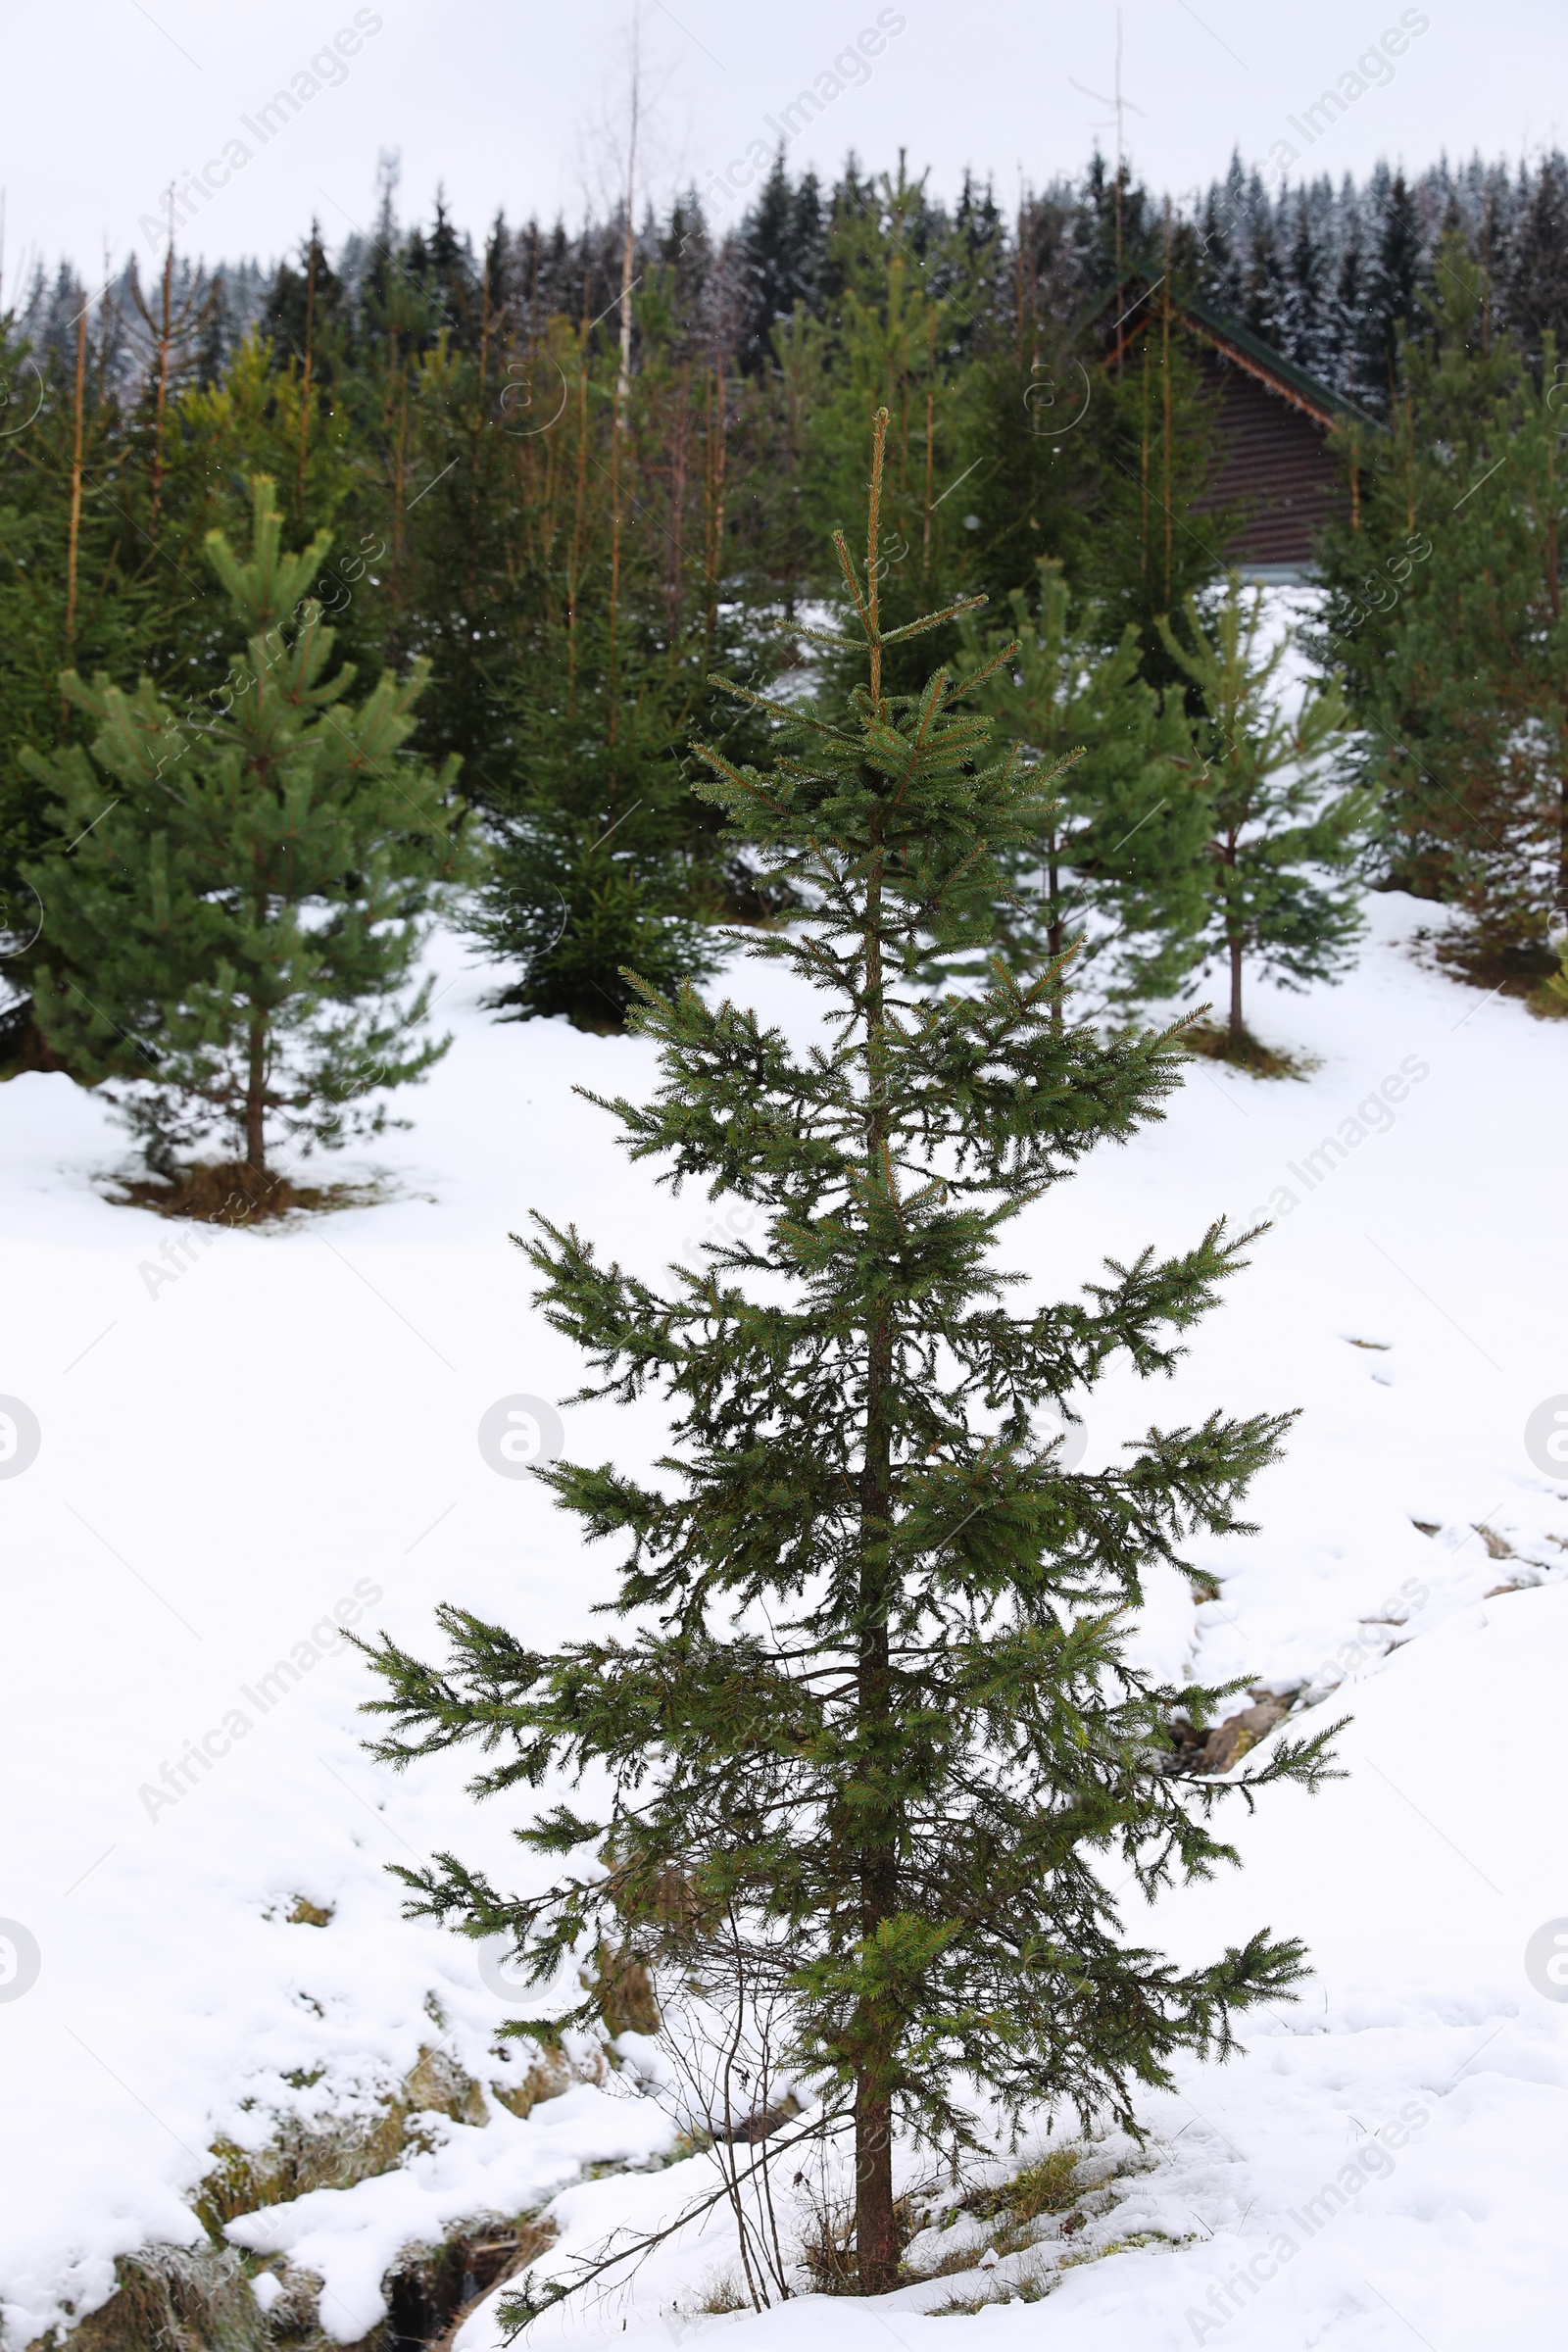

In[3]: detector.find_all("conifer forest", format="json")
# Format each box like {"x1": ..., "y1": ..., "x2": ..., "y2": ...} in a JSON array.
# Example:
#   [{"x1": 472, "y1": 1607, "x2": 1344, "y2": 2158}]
[
  {"x1": 5, "y1": 20, "x2": 1568, "y2": 2351},
  {"x1": 10, "y1": 141, "x2": 1568, "y2": 1081}
]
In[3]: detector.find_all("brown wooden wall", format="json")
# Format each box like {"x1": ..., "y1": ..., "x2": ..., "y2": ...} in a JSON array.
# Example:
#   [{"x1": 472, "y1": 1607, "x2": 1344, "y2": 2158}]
[{"x1": 1191, "y1": 353, "x2": 1348, "y2": 571}]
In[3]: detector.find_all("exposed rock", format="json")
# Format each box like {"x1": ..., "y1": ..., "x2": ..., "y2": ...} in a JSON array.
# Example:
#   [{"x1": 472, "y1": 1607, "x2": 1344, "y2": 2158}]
[{"x1": 1168, "y1": 1689, "x2": 1293, "y2": 1775}]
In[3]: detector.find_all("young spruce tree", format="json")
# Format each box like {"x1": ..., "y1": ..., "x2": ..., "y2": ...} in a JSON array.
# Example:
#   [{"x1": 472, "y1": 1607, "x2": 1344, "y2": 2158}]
[
  {"x1": 1157, "y1": 577, "x2": 1364, "y2": 1057},
  {"x1": 23, "y1": 476, "x2": 467, "y2": 1198},
  {"x1": 362, "y1": 415, "x2": 1338, "y2": 2298},
  {"x1": 467, "y1": 610, "x2": 722, "y2": 1033},
  {"x1": 956, "y1": 558, "x2": 1207, "y2": 1008}
]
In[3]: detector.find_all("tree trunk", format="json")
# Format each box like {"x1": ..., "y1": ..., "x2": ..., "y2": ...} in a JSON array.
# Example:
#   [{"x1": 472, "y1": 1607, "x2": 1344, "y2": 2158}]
[
  {"x1": 566, "y1": 275, "x2": 591, "y2": 711},
  {"x1": 295, "y1": 237, "x2": 317, "y2": 513},
  {"x1": 857, "y1": 863, "x2": 899, "y2": 2291},
  {"x1": 149, "y1": 240, "x2": 173, "y2": 539},
  {"x1": 1047, "y1": 839, "x2": 1064, "y2": 1033},
  {"x1": 608, "y1": 88, "x2": 636, "y2": 749},
  {"x1": 921, "y1": 361, "x2": 934, "y2": 579},
  {"x1": 245, "y1": 1008, "x2": 267, "y2": 1174},
  {"x1": 855, "y1": 1269, "x2": 898, "y2": 2294},
  {"x1": 389, "y1": 371, "x2": 409, "y2": 661},
  {"x1": 855, "y1": 2074, "x2": 898, "y2": 2295},
  {"x1": 704, "y1": 359, "x2": 728, "y2": 657},
  {"x1": 64, "y1": 301, "x2": 88, "y2": 676},
  {"x1": 1161, "y1": 218, "x2": 1174, "y2": 603},
  {"x1": 854, "y1": 421, "x2": 901, "y2": 2297},
  {"x1": 666, "y1": 365, "x2": 688, "y2": 650},
  {"x1": 1222, "y1": 835, "x2": 1245, "y2": 1050}
]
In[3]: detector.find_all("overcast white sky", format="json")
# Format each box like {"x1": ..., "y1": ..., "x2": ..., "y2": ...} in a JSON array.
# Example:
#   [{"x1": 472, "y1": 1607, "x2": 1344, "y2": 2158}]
[{"x1": 4, "y1": 0, "x2": 1565, "y2": 292}]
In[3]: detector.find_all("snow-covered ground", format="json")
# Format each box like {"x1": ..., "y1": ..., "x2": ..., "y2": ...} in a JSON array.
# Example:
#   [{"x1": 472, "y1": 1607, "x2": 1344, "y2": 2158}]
[{"x1": 2, "y1": 892, "x2": 1566, "y2": 2351}]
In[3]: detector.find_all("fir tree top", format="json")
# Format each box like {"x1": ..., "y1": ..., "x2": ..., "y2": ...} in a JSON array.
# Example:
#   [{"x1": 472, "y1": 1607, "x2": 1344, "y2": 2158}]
[{"x1": 632, "y1": 416, "x2": 1188, "y2": 1215}]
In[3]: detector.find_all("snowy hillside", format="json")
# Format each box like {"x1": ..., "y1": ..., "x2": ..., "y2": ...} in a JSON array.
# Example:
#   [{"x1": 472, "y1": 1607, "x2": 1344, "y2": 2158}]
[{"x1": 2, "y1": 891, "x2": 1566, "y2": 2350}]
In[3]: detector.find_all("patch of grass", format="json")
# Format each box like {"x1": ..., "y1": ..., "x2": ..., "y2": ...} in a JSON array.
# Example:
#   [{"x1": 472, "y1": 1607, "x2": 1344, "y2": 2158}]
[
  {"x1": 32, "y1": 2246, "x2": 273, "y2": 2352},
  {"x1": 972, "y1": 2146, "x2": 1084, "y2": 2228},
  {"x1": 910, "y1": 2239, "x2": 997, "y2": 2285},
  {"x1": 1182, "y1": 1022, "x2": 1316, "y2": 1080},
  {"x1": 1059, "y1": 2229, "x2": 1179, "y2": 2267},
  {"x1": 698, "y1": 2275, "x2": 752, "y2": 2315},
  {"x1": 800, "y1": 2192, "x2": 923, "y2": 2294},
  {"x1": 1431, "y1": 930, "x2": 1557, "y2": 997},
  {"x1": 112, "y1": 1160, "x2": 382, "y2": 1225},
  {"x1": 799, "y1": 2197, "x2": 859, "y2": 2294},
  {"x1": 248, "y1": 2264, "x2": 334, "y2": 2344},
  {"x1": 930, "y1": 2257, "x2": 1054, "y2": 2317},
  {"x1": 912, "y1": 2134, "x2": 1173, "y2": 2314},
  {"x1": 906, "y1": 2149, "x2": 1089, "y2": 2293},
  {"x1": 928, "y1": 2226, "x2": 1193, "y2": 2318}
]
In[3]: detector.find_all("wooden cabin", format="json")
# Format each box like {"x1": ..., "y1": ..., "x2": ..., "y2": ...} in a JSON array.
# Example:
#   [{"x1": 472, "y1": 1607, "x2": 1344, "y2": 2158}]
[{"x1": 1096, "y1": 280, "x2": 1369, "y2": 581}]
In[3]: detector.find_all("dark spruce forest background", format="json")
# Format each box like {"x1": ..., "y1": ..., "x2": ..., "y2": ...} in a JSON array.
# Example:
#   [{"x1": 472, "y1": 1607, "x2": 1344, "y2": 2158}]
[{"x1": 5, "y1": 143, "x2": 1568, "y2": 1057}]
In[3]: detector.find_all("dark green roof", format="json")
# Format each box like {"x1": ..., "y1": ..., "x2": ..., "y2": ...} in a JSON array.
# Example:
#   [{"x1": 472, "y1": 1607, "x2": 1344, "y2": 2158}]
[{"x1": 1084, "y1": 274, "x2": 1380, "y2": 433}]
